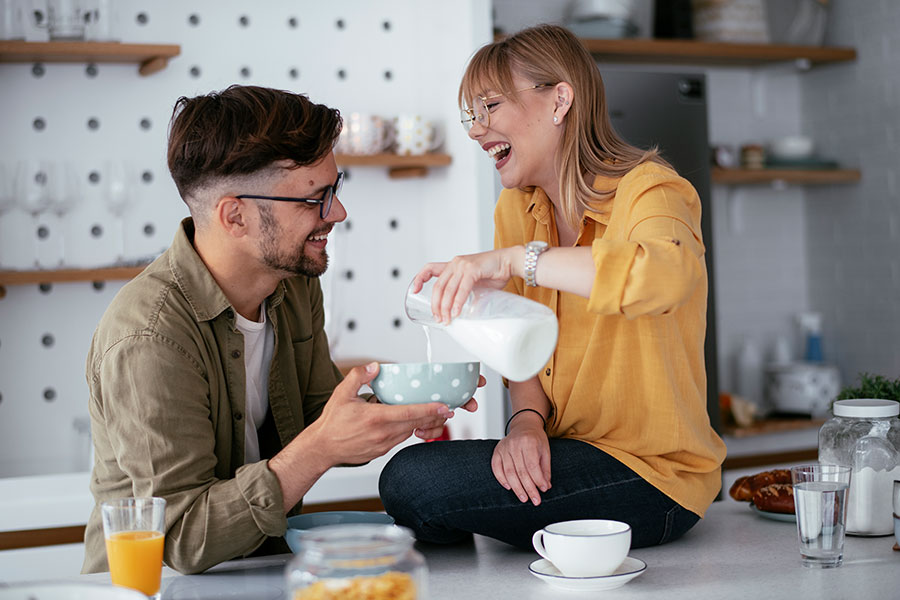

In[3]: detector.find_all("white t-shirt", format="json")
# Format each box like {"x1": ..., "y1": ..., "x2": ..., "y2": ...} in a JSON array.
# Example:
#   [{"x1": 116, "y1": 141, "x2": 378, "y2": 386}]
[{"x1": 234, "y1": 303, "x2": 275, "y2": 465}]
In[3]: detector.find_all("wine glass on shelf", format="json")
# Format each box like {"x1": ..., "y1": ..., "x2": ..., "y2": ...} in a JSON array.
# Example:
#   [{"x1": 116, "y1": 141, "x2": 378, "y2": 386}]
[
  {"x1": 14, "y1": 159, "x2": 53, "y2": 268},
  {"x1": 47, "y1": 161, "x2": 82, "y2": 267},
  {"x1": 102, "y1": 160, "x2": 133, "y2": 266}
]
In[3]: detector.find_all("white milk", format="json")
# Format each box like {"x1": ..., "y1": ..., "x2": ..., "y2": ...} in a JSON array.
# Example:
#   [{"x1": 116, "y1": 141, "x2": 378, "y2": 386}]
[
  {"x1": 446, "y1": 314, "x2": 558, "y2": 382},
  {"x1": 422, "y1": 325, "x2": 433, "y2": 364}
]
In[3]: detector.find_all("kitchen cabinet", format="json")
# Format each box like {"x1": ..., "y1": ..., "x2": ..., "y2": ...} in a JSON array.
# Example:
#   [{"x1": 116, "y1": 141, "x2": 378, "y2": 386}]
[{"x1": 0, "y1": 40, "x2": 181, "y2": 76}]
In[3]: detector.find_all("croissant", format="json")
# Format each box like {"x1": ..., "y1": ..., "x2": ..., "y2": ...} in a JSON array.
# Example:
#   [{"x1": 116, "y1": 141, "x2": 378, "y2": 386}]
[
  {"x1": 752, "y1": 483, "x2": 795, "y2": 514},
  {"x1": 729, "y1": 469, "x2": 792, "y2": 501}
]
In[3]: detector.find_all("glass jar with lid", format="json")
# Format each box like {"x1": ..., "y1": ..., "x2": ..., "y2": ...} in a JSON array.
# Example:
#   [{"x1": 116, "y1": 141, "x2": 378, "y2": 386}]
[
  {"x1": 818, "y1": 399, "x2": 900, "y2": 536},
  {"x1": 285, "y1": 523, "x2": 427, "y2": 599}
]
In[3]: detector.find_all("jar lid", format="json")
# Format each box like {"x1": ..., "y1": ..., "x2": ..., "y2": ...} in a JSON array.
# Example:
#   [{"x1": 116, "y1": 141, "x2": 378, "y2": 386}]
[{"x1": 833, "y1": 399, "x2": 900, "y2": 418}]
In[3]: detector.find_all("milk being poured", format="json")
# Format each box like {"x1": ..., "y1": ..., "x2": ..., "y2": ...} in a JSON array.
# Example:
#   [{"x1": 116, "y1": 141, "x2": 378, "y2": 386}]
[
  {"x1": 446, "y1": 314, "x2": 558, "y2": 382},
  {"x1": 405, "y1": 280, "x2": 559, "y2": 382},
  {"x1": 422, "y1": 325, "x2": 433, "y2": 364}
]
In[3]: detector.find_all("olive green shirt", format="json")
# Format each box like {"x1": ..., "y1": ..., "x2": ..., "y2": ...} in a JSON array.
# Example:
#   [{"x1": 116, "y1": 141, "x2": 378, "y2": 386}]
[{"x1": 82, "y1": 218, "x2": 342, "y2": 574}]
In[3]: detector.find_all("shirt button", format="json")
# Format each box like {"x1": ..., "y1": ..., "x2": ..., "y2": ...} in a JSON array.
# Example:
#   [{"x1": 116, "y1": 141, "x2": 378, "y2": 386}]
[
  {"x1": 234, "y1": 412, "x2": 243, "y2": 421},
  {"x1": 545, "y1": 368, "x2": 551, "y2": 376},
  {"x1": 231, "y1": 350, "x2": 241, "y2": 359}
]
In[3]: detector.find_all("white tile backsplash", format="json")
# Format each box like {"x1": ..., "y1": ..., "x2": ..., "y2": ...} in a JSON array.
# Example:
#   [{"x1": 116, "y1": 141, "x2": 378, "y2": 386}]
[{"x1": 802, "y1": 0, "x2": 900, "y2": 384}]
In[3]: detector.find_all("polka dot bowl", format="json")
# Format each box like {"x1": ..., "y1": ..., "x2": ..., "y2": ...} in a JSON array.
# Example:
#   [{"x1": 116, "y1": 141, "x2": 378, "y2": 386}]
[{"x1": 373, "y1": 362, "x2": 480, "y2": 409}]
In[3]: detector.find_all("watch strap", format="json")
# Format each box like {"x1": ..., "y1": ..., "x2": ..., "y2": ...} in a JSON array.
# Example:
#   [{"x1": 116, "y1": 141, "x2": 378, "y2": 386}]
[{"x1": 524, "y1": 242, "x2": 548, "y2": 287}]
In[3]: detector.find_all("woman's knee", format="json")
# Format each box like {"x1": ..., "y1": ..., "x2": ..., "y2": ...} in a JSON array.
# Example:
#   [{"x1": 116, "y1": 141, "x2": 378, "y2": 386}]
[{"x1": 379, "y1": 444, "x2": 426, "y2": 506}]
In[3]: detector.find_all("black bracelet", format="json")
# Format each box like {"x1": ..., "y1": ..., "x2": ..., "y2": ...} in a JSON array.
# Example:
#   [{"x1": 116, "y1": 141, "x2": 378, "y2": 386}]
[{"x1": 504, "y1": 408, "x2": 546, "y2": 435}]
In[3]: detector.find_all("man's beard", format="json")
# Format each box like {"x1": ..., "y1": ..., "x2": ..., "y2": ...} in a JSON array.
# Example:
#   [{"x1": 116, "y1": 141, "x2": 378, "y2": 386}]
[{"x1": 257, "y1": 204, "x2": 329, "y2": 278}]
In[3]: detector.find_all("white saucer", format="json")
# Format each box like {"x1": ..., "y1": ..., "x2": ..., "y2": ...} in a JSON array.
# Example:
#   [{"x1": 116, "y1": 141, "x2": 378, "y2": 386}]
[{"x1": 528, "y1": 556, "x2": 647, "y2": 591}]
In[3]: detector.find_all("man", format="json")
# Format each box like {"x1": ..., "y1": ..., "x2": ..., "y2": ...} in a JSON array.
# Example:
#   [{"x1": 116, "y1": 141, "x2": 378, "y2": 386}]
[{"x1": 82, "y1": 85, "x2": 475, "y2": 574}]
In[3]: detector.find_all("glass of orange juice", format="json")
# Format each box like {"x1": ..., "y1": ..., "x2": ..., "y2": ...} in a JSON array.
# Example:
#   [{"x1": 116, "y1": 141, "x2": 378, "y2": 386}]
[{"x1": 101, "y1": 497, "x2": 166, "y2": 599}]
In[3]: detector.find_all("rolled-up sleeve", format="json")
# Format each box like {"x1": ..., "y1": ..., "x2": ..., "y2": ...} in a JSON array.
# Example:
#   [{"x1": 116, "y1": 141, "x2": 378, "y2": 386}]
[{"x1": 587, "y1": 176, "x2": 705, "y2": 318}]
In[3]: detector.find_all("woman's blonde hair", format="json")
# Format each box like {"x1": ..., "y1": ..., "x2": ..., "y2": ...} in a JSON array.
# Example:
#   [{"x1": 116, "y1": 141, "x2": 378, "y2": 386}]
[{"x1": 458, "y1": 24, "x2": 670, "y2": 229}]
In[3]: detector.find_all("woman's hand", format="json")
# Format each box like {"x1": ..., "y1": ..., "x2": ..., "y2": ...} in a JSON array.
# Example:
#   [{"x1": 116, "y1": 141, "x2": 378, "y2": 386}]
[
  {"x1": 412, "y1": 247, "x2": 523, "y2": 324},
  {"x1": 491, "y1": 411, "x2": 551, "y2": 506}
]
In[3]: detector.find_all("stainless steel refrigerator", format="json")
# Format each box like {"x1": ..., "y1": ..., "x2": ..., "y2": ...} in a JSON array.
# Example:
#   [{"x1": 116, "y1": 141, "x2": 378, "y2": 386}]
[{"x1": 602, "y1": 70, "x2": 720, "y2": 431}]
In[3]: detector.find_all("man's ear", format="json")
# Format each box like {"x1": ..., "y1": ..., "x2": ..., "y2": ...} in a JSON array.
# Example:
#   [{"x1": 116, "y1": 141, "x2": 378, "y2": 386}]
[{"x1": 216, "y1": 196, "x2": 248, "y2": 238}]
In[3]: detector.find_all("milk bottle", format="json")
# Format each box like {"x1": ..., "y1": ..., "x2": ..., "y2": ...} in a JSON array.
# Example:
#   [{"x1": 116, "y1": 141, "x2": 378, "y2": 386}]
[{"x1": 405, "y1": 280, "x2": 558, "y2": 382}]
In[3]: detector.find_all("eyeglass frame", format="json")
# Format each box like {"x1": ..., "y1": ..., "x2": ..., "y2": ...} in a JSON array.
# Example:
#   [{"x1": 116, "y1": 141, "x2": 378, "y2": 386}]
[
  {"x1": 236, "y1": 171, "x2": 344, "y2": 219},
  {"x1": 460, "y1": 83, "x2": 556, "y2": 131}
]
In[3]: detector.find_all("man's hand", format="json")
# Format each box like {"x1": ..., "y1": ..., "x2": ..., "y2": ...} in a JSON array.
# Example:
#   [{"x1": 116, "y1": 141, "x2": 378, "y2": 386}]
[
  {"x1": 270, "y1": 363, "x2": 467, "y2": 510},
  {"x1": 311, "y1": 363, "x2": 456, "y2": 463}
]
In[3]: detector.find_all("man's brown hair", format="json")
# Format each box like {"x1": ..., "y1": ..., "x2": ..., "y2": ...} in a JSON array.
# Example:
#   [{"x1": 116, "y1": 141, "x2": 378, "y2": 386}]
[{"x1": 166, "y1": 85, "x2": 342, "y2": 211}]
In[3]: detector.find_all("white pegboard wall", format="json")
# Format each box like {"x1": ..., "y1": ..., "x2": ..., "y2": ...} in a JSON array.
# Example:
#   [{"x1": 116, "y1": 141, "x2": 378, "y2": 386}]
[{"x1": 0, "y1": 0, "x2": 500, "y2": 479}]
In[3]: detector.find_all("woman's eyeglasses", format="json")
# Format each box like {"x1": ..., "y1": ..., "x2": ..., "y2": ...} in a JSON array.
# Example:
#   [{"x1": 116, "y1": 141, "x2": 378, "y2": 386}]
[{"x1": 460, "y1": 83, "x2": 555, "y2": 131}]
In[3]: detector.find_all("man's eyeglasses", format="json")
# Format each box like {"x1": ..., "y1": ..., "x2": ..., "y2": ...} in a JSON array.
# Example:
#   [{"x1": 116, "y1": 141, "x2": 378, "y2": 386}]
[
  {"x1": 460, "y1": 83, "x2": 555, "y2": 131},
  {"x1": 236, "y1": 171, "x2": 344, "y2": 219}
]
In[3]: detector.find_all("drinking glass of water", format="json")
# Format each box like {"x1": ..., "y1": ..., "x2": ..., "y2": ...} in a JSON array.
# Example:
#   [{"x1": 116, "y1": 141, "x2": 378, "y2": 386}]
[{"x1": 791, "y1": 464, "x2": 851, "y2": 568}]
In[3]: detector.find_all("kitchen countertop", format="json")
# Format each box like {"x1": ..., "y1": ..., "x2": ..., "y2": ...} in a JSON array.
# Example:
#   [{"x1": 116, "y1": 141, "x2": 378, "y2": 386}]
[{"x1": 14, "y1": 496, "x2": 899, "y2": 599}]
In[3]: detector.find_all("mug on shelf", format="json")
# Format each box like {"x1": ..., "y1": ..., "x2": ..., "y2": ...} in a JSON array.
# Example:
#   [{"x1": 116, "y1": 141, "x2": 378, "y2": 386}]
[
  {"x1": 393, "y1": 115, "x2": 443, "y2": 156},
  {"x1": 337, "y1": 113, "x2": 394, "y2": 156}
]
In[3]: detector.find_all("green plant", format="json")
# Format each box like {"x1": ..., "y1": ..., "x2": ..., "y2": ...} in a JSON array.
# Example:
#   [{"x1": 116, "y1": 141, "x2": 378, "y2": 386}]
[{"x1": 836, "y1": 372, "x2": 900, "y2": 401}]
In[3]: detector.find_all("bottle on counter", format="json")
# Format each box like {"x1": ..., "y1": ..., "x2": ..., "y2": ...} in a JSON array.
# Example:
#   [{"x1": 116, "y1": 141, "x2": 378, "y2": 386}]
[
  {"x1": 797, "y1": 312, "x2": 824, "y2": 362},
  {"x1": 735, "y1": 338, "x2": 764, "y2": 412},
  {"x1": 286, "y1": 524, "x2": 427, "y2": 599},
  {"x1": 818, "y1": 399, "x2": 900, "y2": 536}
]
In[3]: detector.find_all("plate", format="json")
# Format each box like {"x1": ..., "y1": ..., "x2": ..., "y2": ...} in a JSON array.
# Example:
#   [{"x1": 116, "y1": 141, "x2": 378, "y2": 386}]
[
  {"x1": 284, "y1": 511, "x2": 396, "y2": 553},
  {"x1": 750, "y1": 504, "x2": 796, "y2": 522},
  {"x1": 528, "y1": 556, "x2": 647, "y2": 592},
  {"x1": 0, "y1": 583, "x2": 146, "y2": 600}
]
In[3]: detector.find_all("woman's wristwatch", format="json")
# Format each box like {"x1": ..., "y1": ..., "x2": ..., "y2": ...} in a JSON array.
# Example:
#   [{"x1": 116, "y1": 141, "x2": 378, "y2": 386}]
[{"x1": 524, "y1": 241, "x2": 549, "y2": 287}]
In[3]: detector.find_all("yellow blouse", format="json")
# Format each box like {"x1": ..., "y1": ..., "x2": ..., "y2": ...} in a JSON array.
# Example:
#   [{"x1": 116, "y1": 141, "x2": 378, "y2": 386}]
[{"x1": 494, "y1": 161, "x2": 726, "y2": 517}]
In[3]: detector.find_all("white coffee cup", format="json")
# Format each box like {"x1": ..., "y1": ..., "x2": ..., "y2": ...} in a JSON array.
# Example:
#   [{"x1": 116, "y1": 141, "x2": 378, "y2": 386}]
[
  {"x1": 338, "y1": 113, "x2": 394, "y2": 156},
  {"x1": 532, "y1": 519, "x2": 631, "y2": 577},
  {"x1": 393, "y1": 115, "x2": 443, "y2": 156}
]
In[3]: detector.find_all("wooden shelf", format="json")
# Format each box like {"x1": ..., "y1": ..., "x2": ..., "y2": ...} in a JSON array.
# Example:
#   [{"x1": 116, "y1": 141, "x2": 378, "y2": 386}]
[
  {"x1": 576, "y1": 38, "x2": 856, "y2": 67},
  {"x1": 0, "y1": 41, "x2": 181, "y2": 76},
  {"x1": 0, "y1": 266, "x2": 147, "y2": 297},
  {"x1": 722, "y1": 416, "x2": 827, "y2": 439},
  {"x1": 335, "y1": 153, "x2": 452, "y2": 179},
  {"x1": 711, "y1": 167, "x2": 861, "y2": 185}
]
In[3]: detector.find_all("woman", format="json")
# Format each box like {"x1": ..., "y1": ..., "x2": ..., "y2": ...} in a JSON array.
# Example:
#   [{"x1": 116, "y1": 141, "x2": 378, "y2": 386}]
[{"x1": 379, "y1": 24, "x2": 726, "y2": 550}]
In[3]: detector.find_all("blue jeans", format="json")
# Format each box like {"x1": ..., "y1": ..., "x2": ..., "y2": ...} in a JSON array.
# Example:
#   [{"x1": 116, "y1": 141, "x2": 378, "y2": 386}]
[{"x1": 379, "y1": 438, "x2": 700, "y2": 550}]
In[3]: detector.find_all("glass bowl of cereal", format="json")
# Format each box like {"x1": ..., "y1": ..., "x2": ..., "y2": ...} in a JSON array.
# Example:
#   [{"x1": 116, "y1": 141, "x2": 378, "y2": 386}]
[{"x1": 285, "y1": 523, "x2": 426, "y2": 600}]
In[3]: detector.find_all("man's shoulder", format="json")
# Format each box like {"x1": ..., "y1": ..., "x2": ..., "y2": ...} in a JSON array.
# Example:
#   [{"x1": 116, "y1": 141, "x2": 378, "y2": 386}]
[{"x1": 92, "y1": 251, "x2": 199, "y2": 353}]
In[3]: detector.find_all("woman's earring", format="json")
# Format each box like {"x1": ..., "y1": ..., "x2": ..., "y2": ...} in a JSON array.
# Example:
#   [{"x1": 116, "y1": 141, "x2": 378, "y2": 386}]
[{"x1": 553, "y1": 116, "x2": 559, "y2": 123}]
